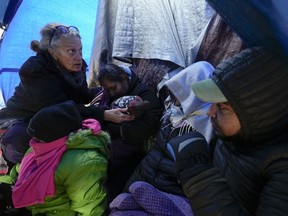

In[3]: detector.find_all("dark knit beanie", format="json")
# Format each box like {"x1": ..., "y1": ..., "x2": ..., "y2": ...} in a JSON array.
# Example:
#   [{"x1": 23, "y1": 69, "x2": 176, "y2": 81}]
[{"x1": 27, "y1": 100, "x2": 82, "y2": 142}]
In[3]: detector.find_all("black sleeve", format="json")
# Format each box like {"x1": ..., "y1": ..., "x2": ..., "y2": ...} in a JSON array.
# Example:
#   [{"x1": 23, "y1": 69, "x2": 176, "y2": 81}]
[
  {"x1": 121, "y1": 89, "x2": 163, "y2": 144},
  {"x1": 102, "y1": 122, "x2": 121, "y2": 139},
  {"x1": 181, "y1": 167, "x2": 251, "y2": 216},
  {"x1": 77, "y1": 104, "x2": 105, "y2": 124}
]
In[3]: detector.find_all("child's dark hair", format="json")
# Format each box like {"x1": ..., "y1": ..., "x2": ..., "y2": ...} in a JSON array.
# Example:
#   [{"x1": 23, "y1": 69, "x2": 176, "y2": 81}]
[{"x1": 98, "y1": 50, "x2": 129, "y2": 84}]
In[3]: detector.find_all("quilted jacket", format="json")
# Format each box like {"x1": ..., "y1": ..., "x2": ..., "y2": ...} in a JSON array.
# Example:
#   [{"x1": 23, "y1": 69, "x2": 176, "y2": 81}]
[{"x1": 181, "y1": 47, "x2": 288, "y2": 216}]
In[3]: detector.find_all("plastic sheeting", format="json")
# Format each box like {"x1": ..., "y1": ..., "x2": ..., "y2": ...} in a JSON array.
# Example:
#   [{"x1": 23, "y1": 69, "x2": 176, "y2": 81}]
[
  {"x1": 0, "y1": 0, "x2": 22, "y2": 26},
  {"x1": 207, "y1": 0, "x2": 288, "y2": 58},
  {"x1": 88, "y1": 0, "x2": 215, "y2": 87},
  {"x1": 0, "y1": 0, "x2": 98, "y2": 106},
  {"x1": 0, "y1": 0, "x2": 23, "y2": 41}
]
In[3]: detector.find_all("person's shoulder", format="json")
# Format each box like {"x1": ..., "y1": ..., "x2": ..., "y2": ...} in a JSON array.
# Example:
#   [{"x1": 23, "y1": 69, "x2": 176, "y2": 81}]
[
  {"x1": 132, "y1": 78, "x2": 155, "y2": 94},
  {"x1": 58, "y1": 147, "x2": 108, "y2": 172},
  {"x1": 19, "y1": 53, "x2": 49, "y2": 76},
  {"x1": 20, "y1": 54, "x2": 44, "y2": 68}
]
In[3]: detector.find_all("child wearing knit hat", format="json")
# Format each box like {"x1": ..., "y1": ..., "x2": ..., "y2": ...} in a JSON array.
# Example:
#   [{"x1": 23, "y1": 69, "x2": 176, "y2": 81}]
[
  {"x1": 1, "y1": 100, "x2": 110, "y2": 216},
  {"x1": 26, "y1": 100, "x2": 82, "y2": 142}
]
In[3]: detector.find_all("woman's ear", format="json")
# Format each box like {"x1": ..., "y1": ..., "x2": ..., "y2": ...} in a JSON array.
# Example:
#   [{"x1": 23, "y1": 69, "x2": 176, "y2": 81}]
[{"x1": 48, "y1": 47, "x2": 57, "y2": 60}]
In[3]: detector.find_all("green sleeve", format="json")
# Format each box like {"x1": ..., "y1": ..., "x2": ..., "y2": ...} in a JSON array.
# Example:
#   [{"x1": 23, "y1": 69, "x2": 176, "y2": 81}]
[{"x1": 57, "y1": 150, "x2": 108, "y2": 216}]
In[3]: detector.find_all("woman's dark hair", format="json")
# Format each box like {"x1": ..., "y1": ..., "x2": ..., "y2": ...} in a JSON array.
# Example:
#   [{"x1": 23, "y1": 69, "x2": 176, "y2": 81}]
[{"x1": 98, "y1": 50, "x2": 129, "y2": 84}]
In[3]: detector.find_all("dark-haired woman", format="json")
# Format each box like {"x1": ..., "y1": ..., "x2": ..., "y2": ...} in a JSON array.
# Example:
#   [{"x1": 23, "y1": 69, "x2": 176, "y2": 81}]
[{"x1": 98, "y1": 62, "x2": 163, "y2": 202}]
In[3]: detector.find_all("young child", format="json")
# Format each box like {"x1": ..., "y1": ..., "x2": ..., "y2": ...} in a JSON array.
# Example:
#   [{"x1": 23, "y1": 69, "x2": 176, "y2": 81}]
[{"x1": 1, "y1": 100, "x2": 110, "y2": 216}]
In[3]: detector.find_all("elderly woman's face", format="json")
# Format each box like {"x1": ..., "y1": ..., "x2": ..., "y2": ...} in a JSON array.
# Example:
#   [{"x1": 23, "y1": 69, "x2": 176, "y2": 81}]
[{"x1": 52, "y1": 37, "x2": 83, "y2": 72}]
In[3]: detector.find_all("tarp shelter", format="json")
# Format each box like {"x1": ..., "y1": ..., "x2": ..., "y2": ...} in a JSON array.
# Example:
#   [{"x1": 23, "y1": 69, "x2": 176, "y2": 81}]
[
  {"x1": 1, "y1": 0, "x2": 288, "y2": 109},
  {"x1": 0, "y1": 0, "x2": 98, "y2": 108},
  {"x1": 206, "y1": 0, "x2": 288, "y2": 56},
  {"x1": 88, "y1": 0, "x2": 288, "y2": 90},
  {"x1": 88, "y1": 0, "x2": 215, "y2": 88}
]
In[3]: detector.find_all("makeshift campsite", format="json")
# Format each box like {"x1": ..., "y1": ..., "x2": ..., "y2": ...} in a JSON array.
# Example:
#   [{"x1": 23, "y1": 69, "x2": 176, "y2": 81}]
[
  {"x1": 1, "y1": 0, "x2": 288, "y2": 215},
  {"x1": 1, "y1": 0, "x2": 287, "y2": 108}
]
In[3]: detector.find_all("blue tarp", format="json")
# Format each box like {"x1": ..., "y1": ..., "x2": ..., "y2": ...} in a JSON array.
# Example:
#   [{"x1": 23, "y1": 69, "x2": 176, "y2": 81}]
[
  {"x1": 0, "y1": 0, "x2": 98, "y2": 106},
  {"x1": 0, "y1": 0, "x2": 22, "y2": 26}
]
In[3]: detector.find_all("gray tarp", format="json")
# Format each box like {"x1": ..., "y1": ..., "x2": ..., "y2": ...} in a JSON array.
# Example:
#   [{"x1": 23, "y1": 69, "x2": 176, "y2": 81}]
[{"x1": 88, "y1": 0, "x2": 215, "y2": 86}]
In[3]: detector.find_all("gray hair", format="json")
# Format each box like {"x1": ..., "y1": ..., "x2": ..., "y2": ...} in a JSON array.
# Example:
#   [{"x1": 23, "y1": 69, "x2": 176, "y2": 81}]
[{"x1": 30, "y1": 23, "x2": 81, "y2": 53}]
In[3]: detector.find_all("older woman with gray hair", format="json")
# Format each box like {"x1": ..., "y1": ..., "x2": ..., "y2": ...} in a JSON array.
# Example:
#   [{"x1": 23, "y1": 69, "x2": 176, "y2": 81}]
[{"x1": 0, "y1": 23, "x2": 133, "y2": 169}]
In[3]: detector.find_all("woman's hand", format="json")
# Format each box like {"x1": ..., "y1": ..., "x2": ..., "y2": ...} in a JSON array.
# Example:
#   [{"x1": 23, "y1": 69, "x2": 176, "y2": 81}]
[{"x1": 104, "y1": 108, "x2": 135, "y2": 123}]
